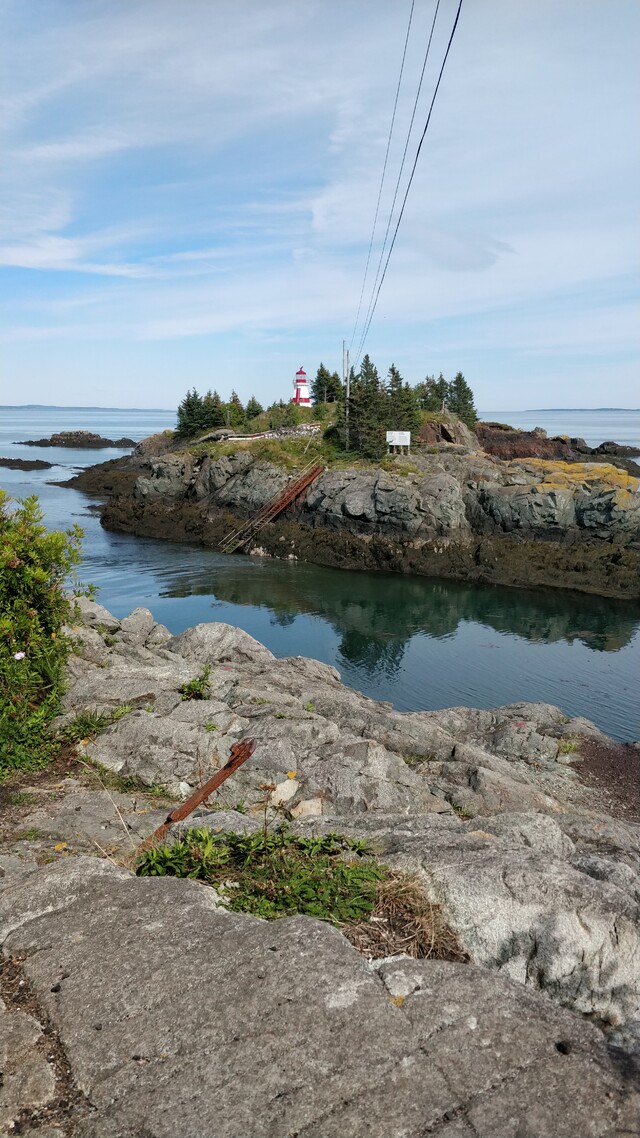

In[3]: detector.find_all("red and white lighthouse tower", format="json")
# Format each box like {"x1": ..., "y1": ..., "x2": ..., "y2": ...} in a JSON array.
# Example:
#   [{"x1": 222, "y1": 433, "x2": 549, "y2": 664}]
[{"x1": 292, "y1": 366, "x2": 312, "y2": 406}]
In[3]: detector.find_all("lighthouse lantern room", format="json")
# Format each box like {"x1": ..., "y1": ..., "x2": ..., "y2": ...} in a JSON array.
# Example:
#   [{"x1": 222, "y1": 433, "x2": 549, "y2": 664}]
[{"x1": 292, "y1": 366, "x2": 312, "y2": 406}]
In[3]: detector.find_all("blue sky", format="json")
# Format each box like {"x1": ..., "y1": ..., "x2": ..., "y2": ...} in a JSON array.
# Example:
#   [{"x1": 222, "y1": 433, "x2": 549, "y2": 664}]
[{"x1": 1, "y1": 0, "x2": 639, "y2": 410}]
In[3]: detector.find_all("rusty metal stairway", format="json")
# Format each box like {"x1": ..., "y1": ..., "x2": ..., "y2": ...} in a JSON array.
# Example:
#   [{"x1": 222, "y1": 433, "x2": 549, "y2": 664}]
[{"x1": 219, "y1": 460, "x2": 325, "y2": 555}]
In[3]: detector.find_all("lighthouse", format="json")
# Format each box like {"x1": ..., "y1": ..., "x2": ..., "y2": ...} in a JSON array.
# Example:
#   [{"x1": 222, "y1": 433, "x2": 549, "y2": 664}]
[{"x1": 292, "y1": 366, "x2": 312, "y2": 406}]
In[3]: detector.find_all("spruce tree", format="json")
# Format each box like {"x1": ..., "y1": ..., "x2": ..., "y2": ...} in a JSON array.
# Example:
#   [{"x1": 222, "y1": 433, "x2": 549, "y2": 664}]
[
  {"x1": 415, "y1": 375, "x2": 442, "y2": 412},
  {"x1": 446, "y1": 372, "x2": 477, "y2": 427},
  {"x1": 175, "y1": 388, "x2": 204, "y2": 438},
  {"x1": 434, "y1": 373, "x2": 449, "y2": 410},
  {"x1": 201, "y1": 390, "x2": 225, "y2": 430},
  {"x1": 385, "y1": 364, "x2": 420, "y2": 436},
  {"x1": 311, "y1": 363, "x2": 332, "y2": 404},
  {"x1": 226, "y1": 391, "x2": 246, "y2": 429},
  {"x1": 246, "y1": 395, "x2": 264, "y2": 419}
]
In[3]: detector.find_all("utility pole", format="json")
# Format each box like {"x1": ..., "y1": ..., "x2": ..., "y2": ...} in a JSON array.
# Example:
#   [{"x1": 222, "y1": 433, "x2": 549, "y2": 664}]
[{"x1": 345, "y1": 345, "x2": 350, "y2": 452}]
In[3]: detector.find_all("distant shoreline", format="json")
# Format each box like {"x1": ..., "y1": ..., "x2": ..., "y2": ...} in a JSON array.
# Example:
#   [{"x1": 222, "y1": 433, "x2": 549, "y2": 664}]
[{"x1": 0, "y1": 404, "x2": 174, "y2": 412}]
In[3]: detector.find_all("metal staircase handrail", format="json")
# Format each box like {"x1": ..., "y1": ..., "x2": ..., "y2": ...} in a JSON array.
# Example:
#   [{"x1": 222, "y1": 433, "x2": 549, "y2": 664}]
[{"x1": 219, "y1": 460, "x2": 324, "y2": 555}]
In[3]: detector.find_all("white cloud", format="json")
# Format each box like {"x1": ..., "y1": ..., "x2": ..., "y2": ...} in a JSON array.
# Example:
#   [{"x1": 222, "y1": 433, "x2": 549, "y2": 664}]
[{"x1": 0, "y1": 0, "x2": 638, "y2": 407}]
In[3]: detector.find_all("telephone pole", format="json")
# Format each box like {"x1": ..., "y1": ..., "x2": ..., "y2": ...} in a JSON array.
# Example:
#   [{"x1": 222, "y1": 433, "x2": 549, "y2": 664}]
[{"x1": 344, "y1": 342, "x2": 350, "y2": 452}]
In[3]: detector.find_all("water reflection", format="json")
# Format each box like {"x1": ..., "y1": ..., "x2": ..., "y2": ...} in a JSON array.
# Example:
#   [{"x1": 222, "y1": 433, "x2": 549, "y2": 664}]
[{"x1": 161, "y1": 556, "x2": 640, "y2": 675}]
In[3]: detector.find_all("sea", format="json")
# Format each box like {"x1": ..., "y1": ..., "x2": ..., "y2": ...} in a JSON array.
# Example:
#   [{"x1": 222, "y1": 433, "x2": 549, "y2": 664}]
[{"x1": 1, "y1": 405, "x2": 640, "y2": 743}]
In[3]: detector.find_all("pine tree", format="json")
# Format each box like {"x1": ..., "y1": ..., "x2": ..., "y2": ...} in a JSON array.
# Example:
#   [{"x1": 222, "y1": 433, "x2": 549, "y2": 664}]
[
  {"x1": 446, "y1": 372, "x2": 477, "y2": 427},
  {"x1": 175, "y1": 388, "x2": 204, "y2": 438},
  {"x1": 201, "y1": 390, "x2": 225, "y2": 430},
  {"x1": 326, "y1": 371, "x2": 343, "y2": 402},
  {"x1": 415, "y1": 375, "x2": 442, "y2": 412},
  {"x1": 225, "y1": 391, "x2": 246, "y2": 429},
  {"x1": 434, "y1": 373, "x2": 449, "y2": 410},
  {"x1": 385, "y1": 364, "x2": 420, "y2": 436},
  {"x1": 245, "y1": 396, "x2": 264, "y2": 419},
  {"x1": 311, "y1": 363, "x2": 343, "y2": 404},
  {"x1": 311, "y1": 363, "x2": 332, "y2": 404}
]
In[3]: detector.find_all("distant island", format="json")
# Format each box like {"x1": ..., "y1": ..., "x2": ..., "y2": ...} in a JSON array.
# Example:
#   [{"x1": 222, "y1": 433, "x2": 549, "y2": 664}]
[{"x1": 15, "y1": 430, "x2": 136, "y2": 449}]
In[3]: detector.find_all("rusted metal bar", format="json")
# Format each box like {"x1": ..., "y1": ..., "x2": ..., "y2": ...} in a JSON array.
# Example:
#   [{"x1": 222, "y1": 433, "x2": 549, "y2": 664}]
[
  {"x1": 220, "y1": 462, "x2": 325, "y2": 554},
  {"x1": 137, "y1": 737, "x2": 256, "y2": 851}
]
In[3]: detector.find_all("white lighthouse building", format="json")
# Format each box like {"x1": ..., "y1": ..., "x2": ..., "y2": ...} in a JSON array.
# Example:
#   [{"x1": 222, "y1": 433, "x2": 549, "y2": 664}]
[{"x1": 292, "y1": 366, "x2": 312, "y2": 406}]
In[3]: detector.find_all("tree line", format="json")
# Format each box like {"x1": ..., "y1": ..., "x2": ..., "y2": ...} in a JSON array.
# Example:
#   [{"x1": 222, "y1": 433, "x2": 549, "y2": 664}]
[{"x1": 175, "y1": 360, "x2": 476, "y2": 456}]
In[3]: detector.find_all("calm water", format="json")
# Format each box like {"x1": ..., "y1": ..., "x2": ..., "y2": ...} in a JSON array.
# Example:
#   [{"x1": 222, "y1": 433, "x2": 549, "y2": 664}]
[{"x1": 2, "y1": 406, "x2": 640, "y2": 742}]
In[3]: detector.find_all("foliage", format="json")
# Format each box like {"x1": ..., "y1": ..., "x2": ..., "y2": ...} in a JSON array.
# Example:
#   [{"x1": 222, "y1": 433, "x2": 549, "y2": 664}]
[
  {"x1": 137, "y1": 826, "x2": 386, "y2": 923},
  {"x1": 81, "y1": 759, "x2": 170, "y2": 798},
  {"x1": 60, "y1": 703, "x2": 133, "y2": 743},
  {"x1": 558, "y1": 737, "x2": 579, "y2": 754},
  {"x1": 311, "y1": 363, "x2": 343, "y2": 405},
  {"x1": 446, "y1": 372, "x2": 477, "y2": 427},
  {"x1": 245, "y1": 395, "x2": 264, "y2": 419},
  {"x1": 0, "y1": 492, "x2": 85, "y2": 777},
  {"x1": 179, "y1": 666, "x2": 211, "y2": 700}
]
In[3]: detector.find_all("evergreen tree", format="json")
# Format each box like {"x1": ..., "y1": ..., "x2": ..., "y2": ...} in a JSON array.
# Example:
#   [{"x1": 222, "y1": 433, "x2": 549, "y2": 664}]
[
  {"x1": 225, "y1": 391, "x2": 246, "y2": 429},
  {"x1": 326, "y1": 371, "x2": 343, "y2": 402},
  {"x1": 175, "y1": 388, "x2": 204, "y2": 438},
  {"x1": 415, "y1": 375, "x2": 442, "y2": 412},
  {"x1": 311, "y1": 363, "x2": 343, "y2": 404},
  {"x1": 281, "y1": 402, "x2": 300, "y2": 427},
  {"x1": 342, "y1": 359, "x2": 386, "y2": 459},
  {"x1": 446, "y1": 372, "x2": 477, "y2": 427},
  {"x1": 245, "y1": 395, "x2": 264, "y2": 419},
  {"x1": 434, "y1": 373, "x2": 450, "y2": 410},
  {"x1": 201, "y1": 389, "x2": 225, "y2": 430},
  {"x1": 385, "y1": 364, "x2": 420, "y2": 436},
  {"x1": 311, "y1": 363, "x2": 332, "y2": 405}
]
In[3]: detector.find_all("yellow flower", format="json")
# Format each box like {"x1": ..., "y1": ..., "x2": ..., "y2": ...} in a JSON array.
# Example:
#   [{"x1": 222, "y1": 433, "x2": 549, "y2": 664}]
[
  {"x1": 53, "y1": 842, "x2": 68, "y2": 851},
  {"x1": 287, "y1": 770, "x2": 297, "y2": 779}
]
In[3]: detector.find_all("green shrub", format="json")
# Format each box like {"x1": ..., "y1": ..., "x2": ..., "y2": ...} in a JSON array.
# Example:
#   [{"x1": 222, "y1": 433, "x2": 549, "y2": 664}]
[
  {"x1": 137, "y1": 826, "x2": 385, "y2": 922},
  {"x1": 0, "y1": 493, "x2": 85, "y2": 777}
]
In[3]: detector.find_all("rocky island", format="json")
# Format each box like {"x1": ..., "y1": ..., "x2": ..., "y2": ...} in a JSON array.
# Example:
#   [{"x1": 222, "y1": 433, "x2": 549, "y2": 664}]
[
  {"x1": 17, "y1": 430, "x2": 136, "y2": 449},
  {"x1": 1, "y1": 597, "x2": 639, "y2": 1135},
  {"x1": 64, "y1": 420, "x2": 640, "y2": 599}
]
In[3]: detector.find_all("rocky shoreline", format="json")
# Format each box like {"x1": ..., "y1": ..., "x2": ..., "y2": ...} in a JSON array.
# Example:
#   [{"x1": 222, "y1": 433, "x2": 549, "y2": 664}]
[
  {"x1": 1, "y1": 599, "x2": 639, "y2": 1135},
  {"x1": 64, "y1": 429, "x2": 640, "y2": 599}
]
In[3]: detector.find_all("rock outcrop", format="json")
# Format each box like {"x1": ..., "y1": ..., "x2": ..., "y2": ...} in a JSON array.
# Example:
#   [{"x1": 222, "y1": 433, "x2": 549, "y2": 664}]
[
  {"x1": 476, "y1": 421, "x2": 640, "y2": 476},
  {"x1": 2, "y1": 600, "x2": 640, "y2": 1134},
  {"x1": 77, "y1": 442, "x2": 640, "y2": 598}
]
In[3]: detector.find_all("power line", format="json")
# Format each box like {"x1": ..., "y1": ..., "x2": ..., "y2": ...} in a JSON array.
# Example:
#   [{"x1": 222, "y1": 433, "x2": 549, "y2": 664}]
[
  {"x1": 348, "y1": 0, "x2": 416, "y2": 354},
  {"x1": 354, "y1": 0, "x2": 464, "y2": 371},
  {"x1": 354, "y1": 0, "x2": 442, "y2": 366}
]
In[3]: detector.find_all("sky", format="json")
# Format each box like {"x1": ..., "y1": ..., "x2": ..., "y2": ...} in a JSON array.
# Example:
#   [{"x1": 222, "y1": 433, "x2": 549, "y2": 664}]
[{"x1": 1, "y1": 0, "x2": 639, "y2": 411}]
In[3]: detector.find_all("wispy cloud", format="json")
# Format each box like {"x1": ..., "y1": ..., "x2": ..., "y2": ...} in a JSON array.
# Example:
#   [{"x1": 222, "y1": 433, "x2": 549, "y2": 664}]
[{"x1": 0, "y1": 0, "x2": 638, "y2": 409}]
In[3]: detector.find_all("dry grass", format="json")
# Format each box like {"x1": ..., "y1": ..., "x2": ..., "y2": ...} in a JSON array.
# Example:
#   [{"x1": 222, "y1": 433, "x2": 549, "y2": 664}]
[{"x1": 342, "y1": 872, "x2": 468, "y2": 962}]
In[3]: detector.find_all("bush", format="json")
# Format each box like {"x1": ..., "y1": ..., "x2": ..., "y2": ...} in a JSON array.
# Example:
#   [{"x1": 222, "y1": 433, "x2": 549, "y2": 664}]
[{"x1": 0, "y1": 492, "x2": 85, "y2": 776}]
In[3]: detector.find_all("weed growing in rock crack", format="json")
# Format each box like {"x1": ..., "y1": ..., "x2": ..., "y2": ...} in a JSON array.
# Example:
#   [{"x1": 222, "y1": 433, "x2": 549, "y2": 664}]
[
  {"x1": 61, "y1": 704, "x2": 133, "y2": 743},
  {"x1": 137, "y1": 827, "x2": 384, "y2": 922},
  {"x1": 448, "y1": 798, "x2": 474, "y2": 819},
  {"x1": 136, "y1": 826, "x2": 468, "y2": 961},
  {"x1": 80, "y1": 759, "x2": 169, "y2": 799},
  {"x1": 179, "y1": 666, "x2": 211, "y2": 701},
  {"x1": 558, "y1": 737, "x2": 579, "y2": 754},
  {"x1": 404, "y1": 752, "x2": 436, "y2": 766},
  {"x1": 16, "y1": 827, "x2": 42, "y2": 841},
  {"x1": 204, "y1": 721, "x2": 219, "y2": 731},
  {"x1": 7, "y1": 791, "x2": 37, "y2": 806},
  {"x1": 304, "y1": 701, "x2": 314, "y2": 713}
]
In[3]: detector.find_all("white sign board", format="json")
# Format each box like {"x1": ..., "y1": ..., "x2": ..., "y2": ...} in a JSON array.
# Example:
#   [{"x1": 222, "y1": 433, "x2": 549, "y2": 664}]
[{"x1": 386, "y1": 431, "x2": 411, "y2": 446}]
